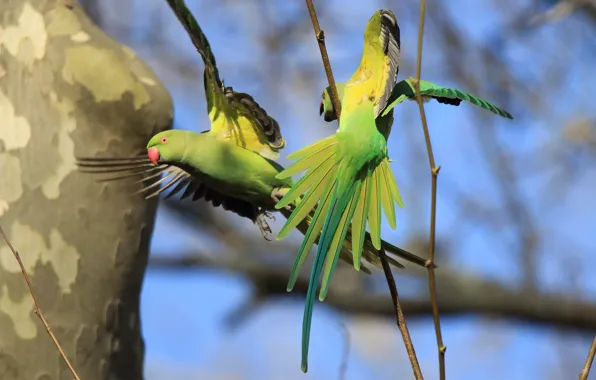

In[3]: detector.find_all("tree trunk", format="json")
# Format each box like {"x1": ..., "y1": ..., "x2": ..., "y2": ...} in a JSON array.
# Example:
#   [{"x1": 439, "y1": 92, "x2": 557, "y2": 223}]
[{"x1": 0, "y1": 1, "x2": 173, "y2": 379}]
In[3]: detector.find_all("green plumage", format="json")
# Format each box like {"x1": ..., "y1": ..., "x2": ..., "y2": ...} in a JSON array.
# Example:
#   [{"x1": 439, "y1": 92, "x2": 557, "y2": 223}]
[
  {"x1": 281, "y1": 7, "x2": 514, "y2": 373},
  {"x1": 275, "y1": 9, "x2": 404, "y2": 372},
  {"x1": 381, "y1": 78, "x2": 513, "y2": 119},
  {"x1": 76, "y1": 2, "x2": 424, "y2": 274}
]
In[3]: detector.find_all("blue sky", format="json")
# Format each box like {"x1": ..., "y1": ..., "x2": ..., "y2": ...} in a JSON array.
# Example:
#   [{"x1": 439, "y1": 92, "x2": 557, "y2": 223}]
[{"x1": 92, "y1": 0, "x2": 596, "y2": 378}]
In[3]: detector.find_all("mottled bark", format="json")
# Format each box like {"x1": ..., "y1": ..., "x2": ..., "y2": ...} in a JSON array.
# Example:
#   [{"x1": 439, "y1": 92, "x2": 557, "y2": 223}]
[{"x1": 0, "y1": 1, "x2": 173, "y2": 379}]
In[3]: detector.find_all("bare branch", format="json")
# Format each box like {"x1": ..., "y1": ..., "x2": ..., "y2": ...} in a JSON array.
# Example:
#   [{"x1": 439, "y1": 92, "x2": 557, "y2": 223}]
[
  {"x1": 0, "y1": 226, "x2": 81, "y2": 380},
  {"x1": 379, "y1": 247, "x2": 423, "y2": 379},
  {"x1": 305, "y1": 0, "x2": 342, "y2": 120},
  {"x1": 148, "y1": 254, "x2": 596, "y2": 332},
  {"x1": 412, "y1": 0, "x2": 446, "y2": 378},
  {"x1": 580, "y1": 336, "x2": 596, "y2": 380}
]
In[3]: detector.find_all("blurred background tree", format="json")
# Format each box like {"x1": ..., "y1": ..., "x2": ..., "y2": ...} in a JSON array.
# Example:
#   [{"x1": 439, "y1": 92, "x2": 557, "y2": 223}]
[{"x1": 2, "y1": 0, "x2": 596, "y2": 379}]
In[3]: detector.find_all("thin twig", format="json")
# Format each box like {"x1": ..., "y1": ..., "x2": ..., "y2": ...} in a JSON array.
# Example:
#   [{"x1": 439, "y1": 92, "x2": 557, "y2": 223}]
[
  {"x1": 0, "y1": 226, "x2": 82, "y2": 380},
  {"x1": 305, "y1": 0, "x2": 342, "y2": 120},
  {"x1": 412, "y1": 1, "x2": 446, "y2": 379},
  {"x1": 379, "y1": 247, "x2": 424, "y2": 379},
  {"x1": 580, "y1": 336, "x2": 596, "y2": 380},
  {"x1": 338, "y1": 322, "x2": 350, "y2": 380}
]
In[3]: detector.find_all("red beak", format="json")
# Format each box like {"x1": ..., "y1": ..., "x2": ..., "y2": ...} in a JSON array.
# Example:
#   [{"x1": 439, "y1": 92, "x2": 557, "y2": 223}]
[{"x1": 147, "y1": 147, "x2": 160, "y2": 166}]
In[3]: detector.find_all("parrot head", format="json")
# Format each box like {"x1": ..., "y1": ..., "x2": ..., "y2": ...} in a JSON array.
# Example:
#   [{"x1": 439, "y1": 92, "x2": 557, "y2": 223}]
[
  {"x1": 146, "y1": 130, "x2": 186, "y2": 166},
  {"x1": 319, "y1": 83, "x2": 345, "y2": 122}
]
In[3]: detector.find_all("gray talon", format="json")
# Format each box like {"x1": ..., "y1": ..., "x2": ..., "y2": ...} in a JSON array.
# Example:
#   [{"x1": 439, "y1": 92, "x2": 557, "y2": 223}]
[
  {"x1": 263, "y1": 211, "x2": 276, "y2": 222},
  {"x1": 256, "y1": 212, "x2": 273, "y2": 241}
]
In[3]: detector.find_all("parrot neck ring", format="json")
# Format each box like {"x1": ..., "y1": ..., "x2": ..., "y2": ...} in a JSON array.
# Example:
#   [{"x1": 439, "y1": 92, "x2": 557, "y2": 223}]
[{"x1": 147, "y1": 147, "x2": 160, "y2": 166}]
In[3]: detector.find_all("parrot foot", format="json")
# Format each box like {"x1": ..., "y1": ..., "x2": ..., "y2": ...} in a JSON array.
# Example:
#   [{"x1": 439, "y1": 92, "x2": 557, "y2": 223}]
[
  {"x1": 255, "y1": 210, "x2": 274, "y2": 241},
  {"x1": 271, "y1": 188, "x2": 292, "y2": 211},
  {"x1": 263, "y1": 211, "x2": 276, "y2": 223}
]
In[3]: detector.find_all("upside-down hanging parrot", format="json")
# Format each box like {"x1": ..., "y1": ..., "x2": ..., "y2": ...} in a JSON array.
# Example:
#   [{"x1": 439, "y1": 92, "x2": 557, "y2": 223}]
[
  {"x1": 76, "y1": 2, "x2": 427, "y2": 276},
  {"x1": 273, "y1": 9, "x2": 402, "y2": 373},
  {"x1": 275, "y1": 9, "x2": 513, "y2": 372}
]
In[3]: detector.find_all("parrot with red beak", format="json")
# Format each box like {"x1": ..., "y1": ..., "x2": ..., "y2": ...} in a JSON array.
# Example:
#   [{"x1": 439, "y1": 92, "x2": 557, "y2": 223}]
[
  {"x1": 75, "y1": 0, "x2": 427, "y2": 273},
  {"x1": 78, "y1": 0, "x2": 285, "y2": 238},
  {"x1": 77, "y1": 127, "x2": 426, "y2": 274}
]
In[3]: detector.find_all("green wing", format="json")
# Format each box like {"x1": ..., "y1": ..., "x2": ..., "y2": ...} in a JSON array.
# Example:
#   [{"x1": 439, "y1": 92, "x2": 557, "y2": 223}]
[
  {"x1": 166, "y1": 0, "x2": 222, "y2": 89},
  {"x1": 381, "y1": 78, "x2": 513, "y2": 119},
  {"x1": 165, "y1": 0, "x2": 285, "y2": 155}
]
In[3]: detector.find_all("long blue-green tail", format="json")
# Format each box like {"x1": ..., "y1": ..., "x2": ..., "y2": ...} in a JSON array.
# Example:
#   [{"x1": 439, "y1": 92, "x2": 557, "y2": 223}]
[{"x1": 301, "y1": 164, "x2": 362, "y2": 372}]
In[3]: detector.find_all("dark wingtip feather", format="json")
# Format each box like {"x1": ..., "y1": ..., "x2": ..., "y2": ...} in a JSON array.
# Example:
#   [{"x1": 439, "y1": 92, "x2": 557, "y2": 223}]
[
  {"x1": 435, "y1": 97, "x2": 462, "y2": 106},
  {"x1": 227, "y1": 91, "x2": 285, "y2": 150},
  {"x1": 377, "y1": 9, "x2": 401, "y2": 114}
]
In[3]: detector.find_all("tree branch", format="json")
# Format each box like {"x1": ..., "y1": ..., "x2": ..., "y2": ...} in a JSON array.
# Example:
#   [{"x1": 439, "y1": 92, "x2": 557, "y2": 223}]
[
  {"x1": 0, "y1": 226, "x2": 81, "y2": 380},
  {"x1": 148, "y1": 255, "x2": 596, "y2": 332},
  {"x1": 412, "y1": 0, "x2": 446, "y2": 378},
  {"x1": 305, "y1": 0, "x2": 342, "y2": 120},
  {"x1": 379, "y1": 247, "x2": 423, "y2": 379},
  {"x1": 580, "y1": 336, "x2": 596, "y2": 380}
]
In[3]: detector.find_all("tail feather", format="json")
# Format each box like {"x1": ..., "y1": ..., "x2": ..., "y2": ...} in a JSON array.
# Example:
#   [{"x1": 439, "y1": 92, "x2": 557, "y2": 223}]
[
  {"x1": 351, "y1": 178, "x2": 371, "y2": 270},
  {"x1": 367, "y1": 167, "x2": 382, "y2": 249},
  {"x1": 381, "y1": 159, "x2": 404, "y2": 207},
  {"x1": 283, "y1": 178, "x2": 336, "y2": 291},
  {"x1": 275, "y1": 135, "x2": 418, "y2": 373},
  {"x1": 277, "y1": 142, "x2": 336, "y2": 180},
  {"x1": 275, "y1": 135, "x2": 338, "y2": 212},
  {"x1": 379, "y1": 160, "x2": 397, "y2": 229},
  {"x1": 302, "y1": 171, "x2": 359, "y2": 372},
  {"x1": 277, "y1": 162, "x2": 337, "y2": 239},
  {"x1": 278, "y1": 201, "x2": 428, "y2": 287},
  {"x1": 276, "y1": 158, "x2": 335, "y2": 211},
  {"x1": 286, "y1": 135, "x2": 337, "y2": 161},
  {"x1": 320, "y1": 182, "x2": 362, "y2": 299}
]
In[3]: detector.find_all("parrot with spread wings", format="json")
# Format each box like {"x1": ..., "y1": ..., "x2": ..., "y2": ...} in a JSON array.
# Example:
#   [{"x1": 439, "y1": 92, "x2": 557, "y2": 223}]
[
  {"x1": 76, "y1": 1, "x2": 427, "y2": 275},
  {"x1": 274, "y1": 8, "x2": 513, "y2": 372}
]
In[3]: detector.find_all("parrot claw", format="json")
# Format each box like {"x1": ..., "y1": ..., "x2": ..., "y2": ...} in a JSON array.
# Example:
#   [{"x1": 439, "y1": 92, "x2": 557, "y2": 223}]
[
  {"x1": 263, "y1": 211, "x2": 276, "y2": 222},
  {"x1": 255, "y1": 211, "x2": 273, "y2": 241},
  {"x1": 271, "y1": 188, "x2": 292, "y2": 211}
]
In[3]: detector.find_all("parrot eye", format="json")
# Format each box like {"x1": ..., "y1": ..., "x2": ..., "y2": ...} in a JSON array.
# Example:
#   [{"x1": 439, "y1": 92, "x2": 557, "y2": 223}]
[{"x1": 160, "y1": 137, "x2": 168, "y2": 144}]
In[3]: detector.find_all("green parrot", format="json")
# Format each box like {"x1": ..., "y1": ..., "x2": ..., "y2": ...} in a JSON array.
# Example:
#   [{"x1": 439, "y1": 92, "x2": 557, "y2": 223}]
[
  {"x1": 77, "y1": 129, "x2": 426, "y2": 275},
  {"x1": 76, "y1": 2, "x2": 426, "y2": 276},
  {"x1": 273, "y1": 9, "x2": 403, "y2": 372},
  {"x1": 275, "y1": 9, "x2": 513, "y2": 372},
  {"x1": 152, "y1": 0, "x2": 283, "y2": 237}
]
